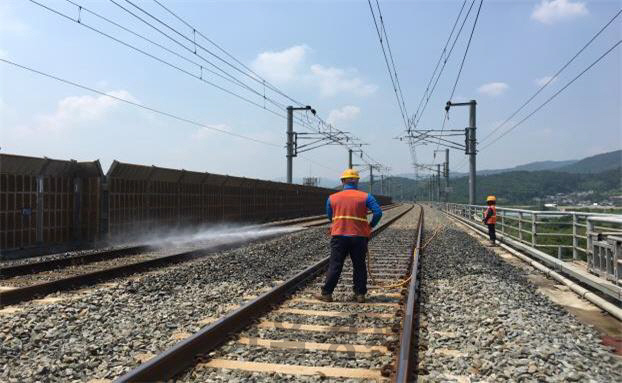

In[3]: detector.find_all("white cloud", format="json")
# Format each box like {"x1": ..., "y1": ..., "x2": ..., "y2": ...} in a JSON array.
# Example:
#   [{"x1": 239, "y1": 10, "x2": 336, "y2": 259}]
[
  {"x1": 531, "y1": 0, "x2": 588, "y2": 24},
  {"x1": 250, "y1": 45, "x2": 377, "y2": 97},
  {"x1": 250, "y1": 45, "x2": 308, "y2": 83},
  {"x1": 18, "y1": 90, "x2": 137, "y2": 135},
  {"x1": 310, "y1": 65, "x2": 377, "y2": 97},
  {"x1": 327, "y1": 105, "x2": 361, "y2": 126},
  {"x1": 477, "y1": 82, "x2": 509, "y2": 97},
  {"x1": 534, "y1": 75, "x2": 556, "y2": 87}
]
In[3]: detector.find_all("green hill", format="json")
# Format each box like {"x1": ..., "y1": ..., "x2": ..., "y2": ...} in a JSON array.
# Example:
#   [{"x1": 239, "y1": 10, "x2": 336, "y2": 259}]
[
  {"x1": 362, "y1": 168, "x2": 621, "y2": 205},
  {"x1": 556, "y1": 150, "x2": 621, "y2": 174}
]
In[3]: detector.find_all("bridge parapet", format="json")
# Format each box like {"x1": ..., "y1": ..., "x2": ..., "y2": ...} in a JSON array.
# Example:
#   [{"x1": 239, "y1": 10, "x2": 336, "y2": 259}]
[{"x1": 436, "y1": 202, "x2": 622, "y2": 302}]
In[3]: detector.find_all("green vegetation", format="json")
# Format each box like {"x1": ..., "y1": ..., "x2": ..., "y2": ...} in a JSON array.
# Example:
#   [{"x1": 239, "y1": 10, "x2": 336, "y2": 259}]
[
  {"x1": 365, "y1": 167, "x2": 620, "y2": 206},
  {"x1": 445, "y1": 167, "x2": 621, "y2": 204}
]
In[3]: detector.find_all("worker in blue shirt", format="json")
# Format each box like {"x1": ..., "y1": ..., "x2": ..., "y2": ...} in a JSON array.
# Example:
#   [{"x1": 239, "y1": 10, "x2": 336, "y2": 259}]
[{"x1": 315, "y1": 168, "x2": 382, "y2": 303}]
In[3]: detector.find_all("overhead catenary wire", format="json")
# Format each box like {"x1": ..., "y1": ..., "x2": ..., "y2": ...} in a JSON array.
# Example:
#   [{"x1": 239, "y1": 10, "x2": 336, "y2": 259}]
[
  {"x1": 151, "y1": 0, "x2": 307, "y2": 109},
  {"x1": 131, "y1": 0, "x2": 384, "y2": 165},
  {"x1": 452, "y1": 7, "x2": 622, "y2": 172},
  {"x1": 116, "y1": 0, "x2": 335, "y2": 136},
  {"x1": 413, "y1": 0, "x2": 477, "y2": 129},
  {"x1": 28, "y1": 0, "x2": 290, "y2": 121},
  {"x1": 412, "y1": 0, "x2": 467, "y2": 130},
  {"x1": 26, "y1": 0, "x2": 391, "y2": 173},
  {"x1": 374, "y1": 0, "x2": 409, "y2": 126},
  {"x1": 367, "y1": 0, "x2": 409, "y2": 130},
  {"x1": 434, "y1": 0, "x2": 483, "y2": 155},
  {"x1": 0, "y1": 58, "x2": 281, "y2": 147},
  {"x1": 447, "y1": 0, "x2": 483, "y2": 102},
  {"x1": 30, "y1": 0, "x2": 325, "y2": 139},
  {"x1": 479, "y1": 7, "x2": 622, "y2": 146},
  {"x1": 480, "y1": 38, "x2": 622, "y2": 150}
]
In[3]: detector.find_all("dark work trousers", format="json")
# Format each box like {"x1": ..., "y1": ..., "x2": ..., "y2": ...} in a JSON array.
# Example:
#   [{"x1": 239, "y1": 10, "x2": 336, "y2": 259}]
[
  {"x1": 322, "y1": 236, "x2": 369, "y2": 295},
  {"x1": 487, "y1": 224, "x2": 496, "y2": 242}
]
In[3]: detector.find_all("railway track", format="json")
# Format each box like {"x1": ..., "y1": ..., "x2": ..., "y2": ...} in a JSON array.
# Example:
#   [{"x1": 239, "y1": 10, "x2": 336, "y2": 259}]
[
  {"x1": 0, "y1": 204, "x2": 402, "y2": 308},
  {"x1": 116, "y1": 204, "x2": 423, "y2": 382}
]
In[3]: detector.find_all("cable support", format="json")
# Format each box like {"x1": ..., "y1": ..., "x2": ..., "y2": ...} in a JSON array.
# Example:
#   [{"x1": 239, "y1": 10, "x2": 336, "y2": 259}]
[
  {"x1": 125, "y1": 0, "x2": 347, "y2": 141},
  {"x1": 435, "y1": 0, "x2": 483, "y2": 156},
  {"x1": 479, "y1": 7, "x2": 622, "y2": 146},
  {"x1": 29, "y1": 0, "x2": 376, "y2": 170}
]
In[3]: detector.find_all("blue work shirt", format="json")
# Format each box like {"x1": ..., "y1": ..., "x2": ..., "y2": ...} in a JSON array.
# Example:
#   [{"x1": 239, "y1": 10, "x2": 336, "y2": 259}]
[{"x1": 326, "y1": 184, "x2": 383, "y2": 230}]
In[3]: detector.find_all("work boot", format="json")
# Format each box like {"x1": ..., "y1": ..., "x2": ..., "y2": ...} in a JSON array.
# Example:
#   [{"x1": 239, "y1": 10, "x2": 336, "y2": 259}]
[
  {"x1": 314, "y1": 292, "x2": 333, "y2": 302},
  {"x1": 351, "y1": 294, "x2": 366, "y2": 303}
]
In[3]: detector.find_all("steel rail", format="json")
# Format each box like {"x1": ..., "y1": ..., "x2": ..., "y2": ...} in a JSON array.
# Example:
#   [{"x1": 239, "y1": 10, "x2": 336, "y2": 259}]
[
  {"x1": 0, "y1": 204, "x2": 400, "y2": 279},
  {"x1": 0, "y1": 204, "x2": 401, "y2": 307},
  {"x1": 0, "y1": 246, "x2": 151, "y2": 279},
  {"x1": 115, "y1": 204, "x2": 415, "y2": 382},
  {"x1": 394, "y1": 206, "x2": 424, "y2": 382}
]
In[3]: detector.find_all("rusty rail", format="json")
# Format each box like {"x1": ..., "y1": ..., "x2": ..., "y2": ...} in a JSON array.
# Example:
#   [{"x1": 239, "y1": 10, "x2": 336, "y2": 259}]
[
  {"x1": 394, "y1": 206, "x2": 424, "y2": 382},
  {"x1": 115, "y1": 204, "x2": 414, "y2": 382}
]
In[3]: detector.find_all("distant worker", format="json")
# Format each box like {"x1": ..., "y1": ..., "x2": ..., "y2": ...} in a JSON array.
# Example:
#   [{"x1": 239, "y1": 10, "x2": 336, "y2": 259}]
[
  {"x1": 483, "y1": 195, "x2": 497, "y2": 246},
  {"x1": 315, "y1": 169, "x2": 383, "y2": 303}
]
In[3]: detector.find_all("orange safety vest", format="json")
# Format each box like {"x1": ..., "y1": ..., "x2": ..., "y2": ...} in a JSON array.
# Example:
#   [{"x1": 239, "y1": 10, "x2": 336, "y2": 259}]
[
  {"x1": 329, "y1": 189, "x2": 371, "y2": 237},
  {"x1": 484, "y1": 206, "x2": 497, "y2": 224}
]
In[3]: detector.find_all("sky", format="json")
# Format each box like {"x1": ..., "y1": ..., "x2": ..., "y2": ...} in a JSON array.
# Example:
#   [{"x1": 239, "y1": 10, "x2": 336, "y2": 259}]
[{"x1": 0, "y1": 0, "x2": 620, "y2": 184}]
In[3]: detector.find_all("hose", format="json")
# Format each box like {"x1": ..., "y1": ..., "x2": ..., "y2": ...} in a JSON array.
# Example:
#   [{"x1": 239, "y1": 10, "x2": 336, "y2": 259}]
[{"x1": 366, "y1": 223, "x2": 447, "y2": 289}]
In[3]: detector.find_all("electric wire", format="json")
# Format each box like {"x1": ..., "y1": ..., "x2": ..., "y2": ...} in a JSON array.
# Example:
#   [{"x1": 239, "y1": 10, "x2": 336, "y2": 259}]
[
  {"x1": 126, "y1": 0, "x2": 378, "y2": 163},
  {"x1": 151, "y1": 0, "x2": 307, "y2": 109},
  {"x1": 479, "y1": 7, "x2": 622, "y2": 146},
  {"x1": 434, "y1": 0, "x2": 483, "y2": 154},
  {"x1": 27, "y1": 0, "x2": 390, "y2": 173},
  {"x1": 413, "y1": 0, "x2": 477, "y2": 129},
  {"x1": 412, "y1": 0, "x2": 467, "y2": 130},
  {"x1": 480, "y1": 39, "x2": 621, "y2": 150},
  {"x1": 28, "y1": 0, "x2": 288, "y2": 120},
  {"x1": 447, "y1": 0, "x2": 483, "y2": 102},
  {"x1": 0, "y1": 58, "x2": 281, "y2": 147},
  {"x1": 375, "y1": 0, "x2": 409, "y2": 126},
  {"x1": 367, "y1": 0, "x2": 409, "y2": 130}
]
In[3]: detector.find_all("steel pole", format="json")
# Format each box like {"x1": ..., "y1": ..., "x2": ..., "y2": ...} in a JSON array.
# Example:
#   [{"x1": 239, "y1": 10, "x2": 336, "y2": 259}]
[
  {"x1": 437, "y1": 165, "x2": 441, "y2": 202},
  {"x1": 286, "y1": 106, "x2": 294, "y2": 184},
  {"x1": 348, "y1": 149, "x2": 353, "y2": 168},
  {"x1": 445, "y1": 148, "x2": 449, "y2": 202},
  {"x1": 380, "y1": 175, "x2": 384, "y2": 195},
  {"x1": 369, "y1": 165, "x2": 374, "y2": 193},
  {"x1": 468, "y1": 100, "x2": 477, "y2": 204}
]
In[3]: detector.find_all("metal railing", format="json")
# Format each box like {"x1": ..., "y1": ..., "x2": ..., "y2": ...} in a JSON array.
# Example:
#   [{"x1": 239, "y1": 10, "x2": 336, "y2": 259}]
[
  {"x1": 587, "y1": 216, "x2": 622, "y2": 286},
  {"x1": 438, "y1": 203, "x2": 622, "y2": 289}
]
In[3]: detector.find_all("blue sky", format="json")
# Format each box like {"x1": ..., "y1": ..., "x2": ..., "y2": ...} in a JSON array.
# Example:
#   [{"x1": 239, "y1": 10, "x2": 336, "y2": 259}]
[{"x1": 1, "y1": 0, "x2": 620, "y2": 183}]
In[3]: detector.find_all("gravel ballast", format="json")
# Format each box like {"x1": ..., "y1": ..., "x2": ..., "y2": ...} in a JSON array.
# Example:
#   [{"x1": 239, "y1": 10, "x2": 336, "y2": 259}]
[
  {"x1": 178, "y1": 206, "x2": 422, "y2": 382},
  {"x1": 417, "y1": 206, "x2": 621, "y2": 382},
  {"x1": 0, "y1": 207, "x2": 409, "y2": 382}
]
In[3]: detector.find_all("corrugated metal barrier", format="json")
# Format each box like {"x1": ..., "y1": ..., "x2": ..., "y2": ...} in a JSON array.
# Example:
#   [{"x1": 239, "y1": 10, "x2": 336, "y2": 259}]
[{"x1": 0, "y1": 154, "x2": 392, "y2": 256}]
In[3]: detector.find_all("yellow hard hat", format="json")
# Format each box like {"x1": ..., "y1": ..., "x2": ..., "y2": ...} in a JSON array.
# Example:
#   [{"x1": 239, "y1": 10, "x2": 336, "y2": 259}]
[
  {"x1": 486, "y1": 195, "x2": 496, "y2": 202},
  {"x1": 340, "y1": 168, "x2": 360, "y2": 180}
]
